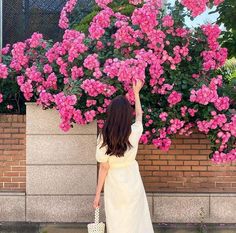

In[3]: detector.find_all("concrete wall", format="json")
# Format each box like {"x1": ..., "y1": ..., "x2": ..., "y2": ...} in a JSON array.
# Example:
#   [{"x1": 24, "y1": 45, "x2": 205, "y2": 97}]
[
  {"x1": 1, "y1": 192, "x2": 236, "y2": 223},
  {"x1": 25, "y1": 102, "x2": 97, "y2": 222}
]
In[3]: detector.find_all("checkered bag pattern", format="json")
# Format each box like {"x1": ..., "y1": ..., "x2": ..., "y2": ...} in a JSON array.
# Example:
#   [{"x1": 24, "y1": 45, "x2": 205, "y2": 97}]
[{"x1": 87, "y1": 207, "x2": 105, "y2": 233}]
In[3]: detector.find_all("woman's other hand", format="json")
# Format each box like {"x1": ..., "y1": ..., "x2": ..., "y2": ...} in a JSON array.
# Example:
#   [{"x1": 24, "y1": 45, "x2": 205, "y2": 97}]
[{"x1": 93, "y1": 193, "x2": 100, "y2": 209}]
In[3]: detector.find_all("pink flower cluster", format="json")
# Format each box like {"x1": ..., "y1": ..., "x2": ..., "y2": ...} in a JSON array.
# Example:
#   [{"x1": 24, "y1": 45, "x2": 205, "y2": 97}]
[
  {"x1": 95, "y1": 0, "x2": 113, "y2": 8},
  {"x1": 89, "y1": 8, "x2": 113, "y2": 40},
  {"x1": 210, "y1": 114, "x2": 236, "y2": 163},
  {"x1": 46, "y1": 30, "x2": 88, "y2": 64},
  {"x1": 168, "y1": 118, "x2": 185, "y2": 134},
  {"x1": 152, "y1": 128, "x2": 172, "y2": 151},
  {"x1": 197, "y1": 113, "x2": 227, "y2": 134},
  {"x1": 71, "y1": 66, "x2": 84, "y2": 80},
  {"x1": 0, "y1": 93, "x2": 3, "y2": 103},
  {"x1": 214, "y1": 0, "x2": 224, "y2": 5},
  {"x1": 19, "y1": 80, "x2": 33, "y2": 101},
  {"x1": 221, "y1": 114, "x2": 236, "y2": 137},
  {"x1": 214, "y1": 96, "x2": 230, "y2": 111},
  {"x1": 0, "y1": 64, "x2": 8, "y2": 79},
  {"x1": 201, "y1": 24, "x2": 227, "y2": 70},
  {"x1": 178, "y1": 123, "x2": 194, "y2": 136},
  {"x1": 135, "y1": 49, "x2": 165, "y2": 87},
  {"x1": 59, "y1": 0, "x2": 78, "y2": 29},
  {"x1": 131, "y1": 2, "x2": 159, "y2": 33},
  {"x1": 1, "y1": 44, "x2": 10, "y2": 55},
  {"x1": 159, "y1": 112, "x2": 168, "y2": 122},
  {"x1": 81, "y1": 79, "x2": 117, "y2": 97},
  {"x1": 181, "y1": 106, "x2": 198, "y2": 117},
  {"x1": 162, "y1": 15, "x2": 174, "y2": 27},
  {"x1": 190, "y1": 84, "x2": 218, "y2": 105},
  {"x1": 181, "y1": 0, "x2": 208, "y2": 17},
  {"x1": 53, "y1": 92, "x2": 78, "y2": 131},
  {"x1": 10, "y1": 42, "x2": 28, "y2": 71},
  {"x1": 86, "y1": 99, "x2": 97, "y2": 107},
  {"x1": 113, "y1": 25, "x2": 140, "y2": 49},
  {"x1": 201, "y1": 24, "x2": 221, "y2": 50},
  {"x1": 129, "y1": 0, "x2": 143, "y2": 5},
  {"x1": 37, "y1": 91, "x2": 54, "y2": 106},
  {"x1": 104, "y1": 58, "x2": 147, "y2": 85},
  {"x1": 181, "y1": 0, "x2": 224, "y2": 17},
  {"x1": 26, "y1": 32, "x2": 45, "y2": 48},
  {"x1": 42, "y1": 73, "x2": 58, "y2": 90},
  {"x1": 152, "y1": 137, "x2": 172, "y2": 151},
  {"x1": 167, "y1": 91, "x2": 182, "y2": 107},
  {"x1": 211, "y1": 149, "x2": 236, "y2": 164},
  {"x1": 190, "y1": 75, "x2": 230, "y2": 111},
  {"x1": 201, "y1": 48, "x2": 227, "y2": 71},
  {"x1": 83, "y1": 54, "x2": 100, "y2": 71}
]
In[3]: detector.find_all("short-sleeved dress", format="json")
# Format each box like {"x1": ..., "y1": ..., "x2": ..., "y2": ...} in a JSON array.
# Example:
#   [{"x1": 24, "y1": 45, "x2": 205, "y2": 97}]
[{"x1": 95, "y1": 120, "x2": 154, "y2": 233}]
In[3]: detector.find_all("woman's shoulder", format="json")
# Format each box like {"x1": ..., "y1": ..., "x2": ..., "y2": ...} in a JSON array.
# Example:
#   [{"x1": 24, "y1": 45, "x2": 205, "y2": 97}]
[
  {"x1": 129, "y1": 120, "x2": 143, "y2": 144},
  {"x1": 131, "y1": 120, "x2": 143, "y2": 131}
]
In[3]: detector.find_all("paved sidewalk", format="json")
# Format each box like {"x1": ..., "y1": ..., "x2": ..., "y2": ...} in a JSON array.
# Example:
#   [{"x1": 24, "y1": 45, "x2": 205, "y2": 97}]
[
  {"x1": 40, "y1": 223, "x2": 236, "y2": 233},
  {"x1": 1, "y1": 222, "x2": 236, "y2": 233}
]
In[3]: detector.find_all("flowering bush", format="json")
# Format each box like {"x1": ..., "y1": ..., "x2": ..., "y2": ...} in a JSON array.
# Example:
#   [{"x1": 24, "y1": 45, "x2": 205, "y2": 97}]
[{"x1": 0, "y1": 0, "x2": 235, "y2": 164}]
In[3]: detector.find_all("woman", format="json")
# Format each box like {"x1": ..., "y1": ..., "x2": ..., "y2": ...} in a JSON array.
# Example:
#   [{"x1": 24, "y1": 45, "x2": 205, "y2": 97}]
[{"x1": 93, "y1": 79, "x2": 154, "y2": 233}]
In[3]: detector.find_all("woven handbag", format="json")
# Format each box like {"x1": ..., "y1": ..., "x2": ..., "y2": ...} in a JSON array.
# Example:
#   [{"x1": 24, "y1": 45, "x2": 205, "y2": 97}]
[{"x1": 87, "y1": 207, "x2": 105, "y2": 233}]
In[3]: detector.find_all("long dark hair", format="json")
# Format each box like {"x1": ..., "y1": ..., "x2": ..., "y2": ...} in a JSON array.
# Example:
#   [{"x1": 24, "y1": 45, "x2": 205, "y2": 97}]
[{"x1": 98, "y1": 95, "x2": 134, "y2": 157}]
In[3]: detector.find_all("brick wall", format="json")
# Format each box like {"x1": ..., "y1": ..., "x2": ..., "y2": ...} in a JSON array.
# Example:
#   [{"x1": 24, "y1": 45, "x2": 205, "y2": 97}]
[
  {"x1": 137, "y1": 129, "x2": 236, "y2": 193},
  {"x1": 0, "y1": 114, "x2": 236, "y2": 193},
  {"x1": 0, "y1": 115, "x2": 26, "y2": 191}
]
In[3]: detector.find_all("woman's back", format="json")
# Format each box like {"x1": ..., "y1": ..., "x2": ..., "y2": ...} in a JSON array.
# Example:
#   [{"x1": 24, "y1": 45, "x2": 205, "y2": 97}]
[{"x1": 95, "y1": 120, "x2": 143, "y2": 167}]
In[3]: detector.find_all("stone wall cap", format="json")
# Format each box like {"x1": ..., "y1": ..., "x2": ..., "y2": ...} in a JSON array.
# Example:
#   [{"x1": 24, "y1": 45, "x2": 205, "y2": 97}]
[
  {"x1": 25, "y1": 102, "x2": 37, "y2": 105},
  {"x1": 151, "y1": 193, "x2": 236, "y2": 197},
  {"x1": 0, "y1": 192, "x2": 25, "y2": 196}
]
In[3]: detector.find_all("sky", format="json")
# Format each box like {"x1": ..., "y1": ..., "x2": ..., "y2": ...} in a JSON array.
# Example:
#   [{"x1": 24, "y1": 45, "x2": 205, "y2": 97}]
[{"x1": 167, "y1": 0, "x2": 220, "y2": 28}]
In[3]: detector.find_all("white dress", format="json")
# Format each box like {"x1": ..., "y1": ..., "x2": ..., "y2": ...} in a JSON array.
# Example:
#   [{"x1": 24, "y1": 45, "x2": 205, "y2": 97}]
[{"x1": 95, "y1": 120, "x2": 154, "y2": 233}]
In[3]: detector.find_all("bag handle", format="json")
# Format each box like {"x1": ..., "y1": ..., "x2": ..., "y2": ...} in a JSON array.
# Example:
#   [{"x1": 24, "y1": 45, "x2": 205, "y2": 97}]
[{"x1": 95, "y1": 207, "x2": 100, "y2": 224}]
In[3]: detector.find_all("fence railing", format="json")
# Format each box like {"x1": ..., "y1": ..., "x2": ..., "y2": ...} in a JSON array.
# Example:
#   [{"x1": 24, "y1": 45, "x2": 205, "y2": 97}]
[{"x1": 2, "y1": 0, "x2": 95, "y2": 46}]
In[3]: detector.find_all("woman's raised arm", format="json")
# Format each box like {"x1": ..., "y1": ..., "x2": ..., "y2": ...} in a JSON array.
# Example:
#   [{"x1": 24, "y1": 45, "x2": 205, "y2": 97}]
[{"x1": 132, "y1": 79, "x2": 144, "y2": 122}]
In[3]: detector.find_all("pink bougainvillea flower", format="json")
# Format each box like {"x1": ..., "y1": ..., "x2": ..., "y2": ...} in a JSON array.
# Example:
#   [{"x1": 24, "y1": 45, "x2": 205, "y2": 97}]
[
  {"x1": 26, "y1": 32, "x2": 44, "y2": 48},
  {"x1": 0, "y1": 63, "x2": 8, "y2": 79},
  {"x1": 181, "y1": 0, "x2": 208, "y2": 17},
  {"x1": 152, "y1": 136, "x2": 172, "y2": 151},
  {"x1": 213, "y1": 0, "x2": 224, "y2": 5},
  {"x1": 180, "y1": 0, "x2": 224, "y2": 17},
  {"x1": 43, "y1": 64, "x2": 53, "y2": 74},
  {"x1": 167, "y1": 91, "x2": 182, "y2": 107},
  {"x1": 129, "y1": 0, "x2": 143, "y2": 5},
  {"x1": 162, "y1": 15, "x2": 174, "y2": 27},
  {"x1": 214, "y1": 96, "x2": 230, "y2": 111},
  {"x1": 7, "y1": 104, "x2": 13, "y2": 109},
  {"x1": 83, "y1": 54, "x2": 100, "y2": 70},
  {"x1": 88, "y1": 8, "x2": 113, "y2": 40},
  {"x1": 0, "y1": 93, "x2": 3, "y2": 103},
  {"x1": 131, "y1": 3, "x2": 159, "y2": 33},
  {"x1": 84, "y1": 109, "x2": 96, "y2": 123},
  {"x1": 10, "y1": 42, "x2": 29, "y2": 71},
  {"x1": 159, "y1": 112, "x2": 168, "y2": 121},
  {"x1": 59, "y1": 0, "x2": 78, "y2": 29},
  {"x1": 81, "y1": 79, "x2": 117, "y2": 97},
  {"x1": 37, "y1": 91, "x2": 54, "y2": 106},
  {"x1": 86, "y1": 99, "x2": 97, "y2": 107},
  {"x1": 1, "y1": 44, "x2": 11, "y2": 55},
  {"x1": 95, "y1": 0, "x2": 113, "y2": 8}
]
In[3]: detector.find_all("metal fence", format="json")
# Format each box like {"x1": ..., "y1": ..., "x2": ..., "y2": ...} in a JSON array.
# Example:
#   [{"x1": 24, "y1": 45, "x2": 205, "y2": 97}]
[{"x1": 2, "y1": 0, "x2": 95, "y2": 46}]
